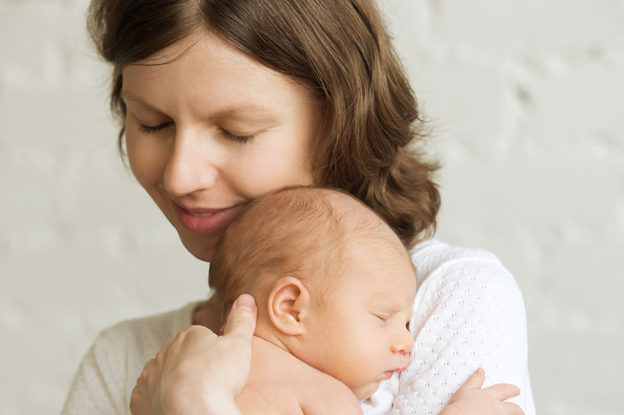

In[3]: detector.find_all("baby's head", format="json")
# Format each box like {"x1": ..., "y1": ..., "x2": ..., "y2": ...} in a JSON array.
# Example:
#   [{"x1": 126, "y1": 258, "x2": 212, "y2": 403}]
[{"x1": 209, "y1": 186, "x2": 417, "y2": 399}]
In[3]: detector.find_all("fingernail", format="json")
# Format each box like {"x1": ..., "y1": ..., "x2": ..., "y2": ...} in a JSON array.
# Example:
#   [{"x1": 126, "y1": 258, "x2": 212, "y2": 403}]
[{"x1": 235, "y1": 294, "x2": 256, "y2": 311}]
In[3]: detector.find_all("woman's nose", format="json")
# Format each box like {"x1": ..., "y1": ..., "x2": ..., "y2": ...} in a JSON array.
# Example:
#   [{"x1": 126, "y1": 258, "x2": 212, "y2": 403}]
[
  {"x1": 391, "y1": 328, "x2": 415, "y2": 355},
  {"x1": 163, "y1": 129, "x2": 218, "y2": 197}
]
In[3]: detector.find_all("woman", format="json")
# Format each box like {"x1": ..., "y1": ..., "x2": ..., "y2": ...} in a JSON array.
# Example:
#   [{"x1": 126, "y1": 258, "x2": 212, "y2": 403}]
[{"x1": 63, "y1": 0, "x2": 534, "y2": 414}]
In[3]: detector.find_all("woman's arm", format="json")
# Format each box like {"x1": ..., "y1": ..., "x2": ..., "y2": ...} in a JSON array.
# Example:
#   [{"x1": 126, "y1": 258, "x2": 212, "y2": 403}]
[
  {"x1": 130, "y1": 294, "x2": 257, "y2": 415},
  {"x1": 384, "y1": 246, "x2": 535, "y2": 415},
  {"x1": 61, "y1": 330, "x2": 129, "y2": 415},
  {"x1": 440, "y1": 368, "x2": 523, "y2": 415}
]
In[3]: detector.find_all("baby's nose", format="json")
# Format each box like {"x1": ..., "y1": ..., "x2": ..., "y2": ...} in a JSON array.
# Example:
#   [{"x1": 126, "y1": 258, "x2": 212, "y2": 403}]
[{"x1": 391, "y1": 329, "x2": 415, "y2": 355}]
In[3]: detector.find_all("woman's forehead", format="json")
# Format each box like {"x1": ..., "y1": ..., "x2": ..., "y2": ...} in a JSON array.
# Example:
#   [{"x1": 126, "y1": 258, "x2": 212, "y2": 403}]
[
  {"x1": 124, "y1": 31, "x2": 288, "y2": 85},
  {"x1": 120, "y1": 31, "x2": 317, "y2": 118}
]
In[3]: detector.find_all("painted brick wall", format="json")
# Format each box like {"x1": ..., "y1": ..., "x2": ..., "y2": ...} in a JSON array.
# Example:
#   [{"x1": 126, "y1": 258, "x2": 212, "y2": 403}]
[{"x1": 1, "y1": 1, "x2": 622, "y2": 414}]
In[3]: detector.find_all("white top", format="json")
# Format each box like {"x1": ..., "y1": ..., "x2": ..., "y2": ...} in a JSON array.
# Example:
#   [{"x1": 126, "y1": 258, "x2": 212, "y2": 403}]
[{"x1": 61, "y1": 240, "x2": 535, "y2": 415}]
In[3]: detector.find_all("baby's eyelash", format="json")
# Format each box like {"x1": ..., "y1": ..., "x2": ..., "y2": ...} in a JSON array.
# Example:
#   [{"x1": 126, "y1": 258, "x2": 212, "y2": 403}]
[{"x1": 373, "y1": 313, "x2": 389, "y2": 322}]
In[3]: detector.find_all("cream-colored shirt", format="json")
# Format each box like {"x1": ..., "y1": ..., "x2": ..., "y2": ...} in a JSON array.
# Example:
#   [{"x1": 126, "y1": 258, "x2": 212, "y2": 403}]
[{"x1": 62, "y1": 240, "x2": 536, "y2": 415}]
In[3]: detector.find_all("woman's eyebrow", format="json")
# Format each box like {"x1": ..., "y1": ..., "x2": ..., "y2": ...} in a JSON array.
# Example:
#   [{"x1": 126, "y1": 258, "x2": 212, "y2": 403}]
[
  {"x1": 121, "y1": 91, "x2": 162, "y2": 113},
  {"x1": 121, "y1": 91, "x2": 277, "y2": 121},
  {"x1": 210, "y1": 105, "x2": 277, "y2": 122}
]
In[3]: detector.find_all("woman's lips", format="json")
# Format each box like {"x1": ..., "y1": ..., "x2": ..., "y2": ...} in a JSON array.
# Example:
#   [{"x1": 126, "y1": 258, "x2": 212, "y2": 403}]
[{"x1": 173, "y1": 203, "x2": 244, "y2": 234}]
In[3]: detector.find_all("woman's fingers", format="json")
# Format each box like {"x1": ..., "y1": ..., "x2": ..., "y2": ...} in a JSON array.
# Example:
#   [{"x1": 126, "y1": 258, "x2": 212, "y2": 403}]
[
  {"x1": 459, "y1": 367, "x2": 486, "y2": 390},
  {"x1": 131, "y1": 357, "x2": 160, "y2": 415},
  {"x1": 154, "y1": 338, "x2": 173, "y2": 364},
  {"x1": 458, "y1": 369, "x2": 519, "y2": 400},
  {"x1": 502, "y1": 402, "x2": 524, "y2": 415},
  {"x1": 484, "y1": 383, "x2": 521, "y2": 401},
  {"x1": 442, "y1": 369, "x2": 524, "y2": 415},
  {"x1": 222, "y1": 294, "x2": 257, "y2": 340},
  {"x1": 129, "y1": 295, "x2": 258, "y2": 415}
]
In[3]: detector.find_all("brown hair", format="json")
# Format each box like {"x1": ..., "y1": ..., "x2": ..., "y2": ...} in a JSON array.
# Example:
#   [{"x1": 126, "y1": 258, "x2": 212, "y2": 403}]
[
  {"x1": 209, "y1": 186, "x2": 405, "y2": 319},
  {"x1": 87, "y1": 0, "x2": 440, "y2": 247}
]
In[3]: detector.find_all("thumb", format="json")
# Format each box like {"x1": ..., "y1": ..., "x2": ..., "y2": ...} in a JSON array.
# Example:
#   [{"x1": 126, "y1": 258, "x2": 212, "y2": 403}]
[
  {"x1": 222, "y1": 294, "x2": 257, "y2": 341},
  {"x1": 459, "y1": 367, "x2": 486, "y2": 391}
]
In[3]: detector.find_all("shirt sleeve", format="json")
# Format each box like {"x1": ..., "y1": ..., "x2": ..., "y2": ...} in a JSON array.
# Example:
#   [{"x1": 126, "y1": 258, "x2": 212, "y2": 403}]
[
  {"x1": 61, "y1": 327, "x2": 131, "y2": 415},
  {"x1": 388, "y1": 255, "x2": 535, "y2": 415},
  {"x1": 60, "y1": 302, "x2": 198, "y2": 415}
]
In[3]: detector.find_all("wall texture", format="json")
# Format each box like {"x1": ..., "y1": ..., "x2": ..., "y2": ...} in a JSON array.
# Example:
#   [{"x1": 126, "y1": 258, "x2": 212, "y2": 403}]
[{"x1": 1, "y1": 0, "x2": 622, "y2": 414}]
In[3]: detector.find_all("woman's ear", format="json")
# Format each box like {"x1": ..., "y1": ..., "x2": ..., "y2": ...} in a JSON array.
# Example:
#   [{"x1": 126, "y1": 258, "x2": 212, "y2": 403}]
[{"x1": 267, "y1": 276, "x2": 311, "y2": 336}]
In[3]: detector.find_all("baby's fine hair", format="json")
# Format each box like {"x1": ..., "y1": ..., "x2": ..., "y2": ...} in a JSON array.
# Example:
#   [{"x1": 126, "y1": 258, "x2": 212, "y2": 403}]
[{"x1": 209, "y1": 186, "x2": 404, "y2": 317}]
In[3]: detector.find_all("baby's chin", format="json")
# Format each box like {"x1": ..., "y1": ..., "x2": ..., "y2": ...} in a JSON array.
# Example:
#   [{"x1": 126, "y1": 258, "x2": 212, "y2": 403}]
[{"x1": 352, "y1": 381, "x2": 382, "y2": 401}]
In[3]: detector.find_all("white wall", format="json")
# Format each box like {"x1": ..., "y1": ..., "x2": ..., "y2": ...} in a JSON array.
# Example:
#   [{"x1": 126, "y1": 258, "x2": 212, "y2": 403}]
[{"x1": 1, "y1": 1, "x2": 622, "y2": 414}]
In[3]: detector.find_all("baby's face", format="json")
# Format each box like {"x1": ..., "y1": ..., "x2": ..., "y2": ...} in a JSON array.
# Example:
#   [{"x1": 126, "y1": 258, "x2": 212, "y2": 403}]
[{"x1": 302, "y1": 243, "x2": 417, "y2": 400}]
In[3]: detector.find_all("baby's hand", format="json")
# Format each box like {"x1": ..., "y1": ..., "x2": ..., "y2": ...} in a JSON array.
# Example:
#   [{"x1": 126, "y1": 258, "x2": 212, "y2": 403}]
[{"x1": 440, "y1": 368, "x2": 523, "y2": 415}]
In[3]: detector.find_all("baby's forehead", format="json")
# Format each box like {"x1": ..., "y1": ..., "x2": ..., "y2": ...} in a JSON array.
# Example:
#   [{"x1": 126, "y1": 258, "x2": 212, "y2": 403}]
[
  {"x1": 324, "y1": 192, "x2": 398, "y2": 239},
  {"x1": 333, "y1": 233, "x2": 415, "y2": 283},
  {"x1": 330, "y1": 244, "x2": 416, "y2": 312},
  {"x1": 322, "y1": 189, "x2": 372, "y2": 217},
  {"x1": 318, "y1": 190, "x2": 413, "y2": 272}
]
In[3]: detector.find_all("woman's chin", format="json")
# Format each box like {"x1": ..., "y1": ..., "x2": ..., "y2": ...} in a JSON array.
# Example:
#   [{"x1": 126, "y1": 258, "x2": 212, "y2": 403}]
[{"x1": 178, "y1": 234, "x2": 218, "y2": 262}]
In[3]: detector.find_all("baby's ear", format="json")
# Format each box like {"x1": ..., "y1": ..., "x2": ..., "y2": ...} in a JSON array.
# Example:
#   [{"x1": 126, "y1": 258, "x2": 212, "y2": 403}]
[{"x1": 267, "y1": 276, "x2": 311, "y2": 336}]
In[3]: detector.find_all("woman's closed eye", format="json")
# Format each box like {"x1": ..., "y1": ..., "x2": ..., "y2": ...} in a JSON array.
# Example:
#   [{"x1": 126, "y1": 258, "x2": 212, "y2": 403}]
[
  {"x1": 138, "y1": 123, "x2": 255, "y2": 143},
  {"x1": 139, "y1": 121, "x2": 173, "y2": 134},
  {"x1": 220, "y1": 128, "x2": 255, "y2": 143}
]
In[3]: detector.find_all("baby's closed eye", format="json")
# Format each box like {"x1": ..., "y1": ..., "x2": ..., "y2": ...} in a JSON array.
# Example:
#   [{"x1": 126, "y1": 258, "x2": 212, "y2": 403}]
[{"x1": 371, "y1": 312, "x2": 390, "y2": 322}]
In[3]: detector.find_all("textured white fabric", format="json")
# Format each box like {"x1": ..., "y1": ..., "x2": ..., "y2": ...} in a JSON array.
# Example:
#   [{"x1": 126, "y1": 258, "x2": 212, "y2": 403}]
[
  {"x1": 62, "y1": 240, "x2": 535, "y2": 415},
  {"x1": 61, "y1": 302, "x2": 200, "y2": 415},
  {"x1": 363, "y1": 240, "x2": 535, "y2": 415}
]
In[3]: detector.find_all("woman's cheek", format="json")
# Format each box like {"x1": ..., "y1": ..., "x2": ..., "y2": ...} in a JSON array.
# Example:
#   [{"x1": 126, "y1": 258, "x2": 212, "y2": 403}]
[
  {"x1": 246, "y1": 139, "x2": 314, "y2": 190},
  {"x1": 126, "y1": 131, "x2": 167, "y2": 189}
]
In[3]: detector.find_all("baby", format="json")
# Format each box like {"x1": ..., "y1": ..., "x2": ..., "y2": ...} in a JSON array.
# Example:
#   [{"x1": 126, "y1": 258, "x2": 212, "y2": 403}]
[{"x1": 209, "y1": 186, "x2": 417, "y2": 414}]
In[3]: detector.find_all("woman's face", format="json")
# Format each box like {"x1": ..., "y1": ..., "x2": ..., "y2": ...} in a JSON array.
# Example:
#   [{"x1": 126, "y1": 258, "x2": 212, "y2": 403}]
[{"x1": 122, "y1": 31, "x2": 320, "y2": 261}]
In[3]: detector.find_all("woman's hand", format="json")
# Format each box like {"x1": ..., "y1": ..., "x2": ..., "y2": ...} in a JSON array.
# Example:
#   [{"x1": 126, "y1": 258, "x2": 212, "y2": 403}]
[
  {"x1": 440, "y1": 368, "x2": 524, "y2": 415},
  {"x1": 130, "y1": 294, "x2": 257, "y2": 415}
]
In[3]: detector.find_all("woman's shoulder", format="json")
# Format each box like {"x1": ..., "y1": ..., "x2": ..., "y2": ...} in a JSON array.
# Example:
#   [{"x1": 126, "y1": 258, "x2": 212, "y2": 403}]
[
  {"x1": 409, "y1": 238, "x2": 520, "y2": 291},
  {"x1": 409, "y1": 239, "x2": 524, "y2": 316},
  {"x1": 84, "y1": 301, "x2": 201, "y2": 385},
  {"x1": 62, "y1": 301, "x2": 201, "y2": 415},
  {"x1": 409, "y1": 239, "x2": 503, "y2": 281},
  {"x1": 385, "y1": 240, "x2": 535, "y2": 415},
  {"x1": 95, "y1": 301, "x2": 200, "y2": 354}
]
